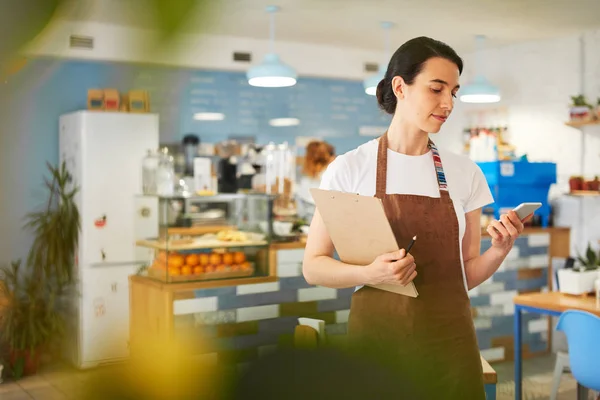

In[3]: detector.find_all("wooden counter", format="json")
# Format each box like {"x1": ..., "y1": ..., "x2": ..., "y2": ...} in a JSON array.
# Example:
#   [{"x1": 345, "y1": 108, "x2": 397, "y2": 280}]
[{"x1": 129, "y1": 227, "x2": 571, "y2": 365}]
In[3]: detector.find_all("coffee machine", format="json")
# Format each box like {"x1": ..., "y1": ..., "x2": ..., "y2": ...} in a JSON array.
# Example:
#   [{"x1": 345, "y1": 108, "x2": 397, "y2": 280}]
[{"x1": 216, "y1": 140, "x2": 239, "y2": 193}]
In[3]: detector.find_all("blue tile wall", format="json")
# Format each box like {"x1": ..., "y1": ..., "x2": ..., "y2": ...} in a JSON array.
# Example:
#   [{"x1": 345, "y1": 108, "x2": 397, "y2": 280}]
[
  {"x1": 469, "y1": 295, "x2": 491, "y2": 307},
  {"x1": 217, "y1": 290, "x2": 297, "y2": 310},
  {"x1": 177, "y1": 235, "x2": 553, "y2": 362}
]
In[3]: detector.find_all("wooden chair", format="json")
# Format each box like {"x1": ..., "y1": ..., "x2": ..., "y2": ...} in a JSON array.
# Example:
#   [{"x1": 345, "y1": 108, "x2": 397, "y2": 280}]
[{"x1": 294, "y1": 318, "x2": 497, "y2": 400}]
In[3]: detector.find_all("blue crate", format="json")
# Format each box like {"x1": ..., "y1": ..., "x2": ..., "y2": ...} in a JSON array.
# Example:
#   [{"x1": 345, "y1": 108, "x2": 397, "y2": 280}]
[{"x1": 477, "y1": 161, "x2": 557, "y2": 227}]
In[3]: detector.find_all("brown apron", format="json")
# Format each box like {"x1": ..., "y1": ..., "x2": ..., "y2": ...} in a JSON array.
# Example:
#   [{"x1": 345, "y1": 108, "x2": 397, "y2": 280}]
[{"x1": 347, "y1": 133, "x2": 485, "y2": 400}]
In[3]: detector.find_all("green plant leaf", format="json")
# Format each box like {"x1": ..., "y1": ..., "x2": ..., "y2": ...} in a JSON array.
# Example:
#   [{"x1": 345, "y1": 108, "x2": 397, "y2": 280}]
[{"x1": 0, "y1": 162, "x2": 79, "y2": 362}]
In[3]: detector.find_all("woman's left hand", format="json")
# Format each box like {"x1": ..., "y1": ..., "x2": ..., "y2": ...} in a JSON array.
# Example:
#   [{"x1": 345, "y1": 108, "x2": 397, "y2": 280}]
[{"x1": 486, "y1": 211, "x2": 530, "y2": 254}]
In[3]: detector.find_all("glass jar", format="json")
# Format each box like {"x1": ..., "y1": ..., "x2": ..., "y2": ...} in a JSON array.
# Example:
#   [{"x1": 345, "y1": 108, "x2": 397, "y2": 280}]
[
  {"x1": 156, "y1": 147, "x2": 175, "y2": 196},
  {"x1": 142, "y1": 149, "x2": 159, "y2": 195}
]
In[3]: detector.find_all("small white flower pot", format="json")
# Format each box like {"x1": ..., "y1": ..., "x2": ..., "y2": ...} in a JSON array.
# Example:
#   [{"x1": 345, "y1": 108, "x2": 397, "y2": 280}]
[
  {"x1": 558, "y1": 269, "x2": 599, "y2": 295},
  {"x1": 570, "y1": 106, "x2": 593, "y2": 122}
]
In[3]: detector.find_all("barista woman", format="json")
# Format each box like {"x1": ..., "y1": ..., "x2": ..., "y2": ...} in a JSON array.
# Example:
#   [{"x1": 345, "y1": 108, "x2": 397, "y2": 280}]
[{"x1": 302, "y1": 37, "x2": 528, "y2": 399}]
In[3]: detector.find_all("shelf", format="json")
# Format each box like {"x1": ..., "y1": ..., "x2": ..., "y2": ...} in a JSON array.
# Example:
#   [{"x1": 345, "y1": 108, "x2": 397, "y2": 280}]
[
  {"x1": 130, "y1": 273, "x2": 278, "y2": 291},
  {"x1": 565, "y1": 120, "x2": 600, "y2": 128},
  {"x1": 567, "y1": 190, "x2": 600, "y2": 197},
  {"x1": 146, "y1": 265, "x2": 254, "y2": 283},
  {"x1": 136, "y1": 239, "x2": 269, "y2": 251},
  {"x1": 166, "y1": 225, "x2": 237, "y2": 236}
]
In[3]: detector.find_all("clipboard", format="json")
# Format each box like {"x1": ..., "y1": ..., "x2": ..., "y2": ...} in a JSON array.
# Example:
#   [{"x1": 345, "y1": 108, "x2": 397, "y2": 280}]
[{"x1": 310, "y1": 188, "x2": 418, "y2": 298}]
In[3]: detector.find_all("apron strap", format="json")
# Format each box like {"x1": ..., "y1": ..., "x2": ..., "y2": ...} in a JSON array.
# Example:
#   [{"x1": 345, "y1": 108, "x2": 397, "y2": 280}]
[
  {"x1": 375, "y1": 133, "x2": 389, "y2": 198},
  {"x1": 375, "y1": 133, "x2": 449, "y2": 199},
  {"x1": 427, "y1": 139, "x2": 449, "y2": 193}
]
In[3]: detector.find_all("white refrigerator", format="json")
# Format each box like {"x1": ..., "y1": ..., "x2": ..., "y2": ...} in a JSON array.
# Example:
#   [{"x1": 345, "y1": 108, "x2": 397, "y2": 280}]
[{"x1": 59, "y1": 111, "x2": 159, "y2": 369}]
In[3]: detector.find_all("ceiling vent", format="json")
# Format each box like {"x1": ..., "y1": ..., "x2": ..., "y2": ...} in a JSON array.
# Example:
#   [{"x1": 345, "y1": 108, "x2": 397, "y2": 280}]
[
  {"x1": 364, "y1": 62, "x2": 379, "y2": 73},
  {"x1": 233, "y1": 52, "x2": 252, "y2": 62},
  {"x1": 69, "y1": 35, "x2": 94, "y2": 49}
]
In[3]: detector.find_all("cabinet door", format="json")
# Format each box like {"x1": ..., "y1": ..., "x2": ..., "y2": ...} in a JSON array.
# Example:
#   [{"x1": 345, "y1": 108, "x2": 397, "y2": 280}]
[
  {"x1": 80, "y1": 113, "x2": 158, "y2": 264},
  {"x1": 80, "y1": 266, "x2": 136, "y2": 364}
]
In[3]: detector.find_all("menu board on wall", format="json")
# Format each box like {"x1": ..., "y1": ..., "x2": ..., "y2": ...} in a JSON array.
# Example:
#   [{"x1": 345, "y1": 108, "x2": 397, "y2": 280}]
[{"x1": 26, "y1": 58, "x2": 391, "y2": 154}]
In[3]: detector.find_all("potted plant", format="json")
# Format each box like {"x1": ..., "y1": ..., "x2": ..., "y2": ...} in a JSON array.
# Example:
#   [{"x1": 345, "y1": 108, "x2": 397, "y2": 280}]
[
  {"x1": 585, "y1": 176, "x2": 600, "y2": 192},
  {"x1": 569, "y1": 175, "x2": 584, "y2": 192},
  {"x1": 557, "y1": 243, "x2": 600, "y2": 295},
  {"x1": 0, "y1": 162, "x2": 79, "y2": 379},
  {"x1": 569, "y1": 94, "x2": 594, "y2": 122}
]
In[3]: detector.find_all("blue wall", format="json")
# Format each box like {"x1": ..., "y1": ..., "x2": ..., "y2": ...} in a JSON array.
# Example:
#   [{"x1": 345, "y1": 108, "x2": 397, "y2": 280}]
[{"x1": 0, "y1": 58, "x2": 390, "y2": 262}]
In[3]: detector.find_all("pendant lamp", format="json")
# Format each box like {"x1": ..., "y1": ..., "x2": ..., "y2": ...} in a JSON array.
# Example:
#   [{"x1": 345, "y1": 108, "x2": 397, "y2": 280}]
[
  {"x1": 364, "y1": 22, "x2": 394, "y2": 96},
  {"x1": 247, "y1": 6, "x2": 297, "y2": 88},
  {"x1": 459, "y1": 35, "x2": 501, "y2": 103}
]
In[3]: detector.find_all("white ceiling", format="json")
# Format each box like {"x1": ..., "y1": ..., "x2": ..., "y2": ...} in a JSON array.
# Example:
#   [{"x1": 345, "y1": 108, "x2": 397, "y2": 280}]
[{"x1": 55, "y1": 0, "x2": 600, "y2": 53}]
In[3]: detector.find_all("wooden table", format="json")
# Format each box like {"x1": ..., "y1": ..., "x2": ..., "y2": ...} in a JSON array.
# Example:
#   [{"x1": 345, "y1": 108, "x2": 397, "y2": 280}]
[{"x1": 513, "y1": 292, "x2": 600, "y2": 400}]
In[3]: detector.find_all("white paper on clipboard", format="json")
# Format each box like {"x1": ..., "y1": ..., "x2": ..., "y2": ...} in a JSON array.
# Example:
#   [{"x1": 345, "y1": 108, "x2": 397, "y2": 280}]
[{"x1": 310, "y1": 188, "x2": 418, "y2": 298}]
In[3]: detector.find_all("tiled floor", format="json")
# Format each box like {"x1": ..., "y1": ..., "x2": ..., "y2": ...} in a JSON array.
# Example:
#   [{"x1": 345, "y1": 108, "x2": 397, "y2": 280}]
[{"x1": 0, "y1": 353, "x2": 595, "y2": 399}]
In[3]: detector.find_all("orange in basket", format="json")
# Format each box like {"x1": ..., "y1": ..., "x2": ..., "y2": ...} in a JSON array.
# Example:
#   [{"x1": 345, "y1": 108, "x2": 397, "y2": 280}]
[
  {"x1": 222, "y1": 253, "x2": 234, "y2": 266},
  {"x1": 181, "y1": 265, "x2": 192, "y2": 275},
  {"x1": 209, "y1": 253, "x2": 221, "y2": 266},
  {"x1": 185, "y1": 254, "x2": 199, "y2": 267},
  {"x1": 199, "y1": 253, "x2": 209, "y2": 266},
  {"x1": 168, "y1": 254, "x2": 185, "y2": 268},
  {"x1": 233, "y1": 251, "x2": 246, "y2": 264}
]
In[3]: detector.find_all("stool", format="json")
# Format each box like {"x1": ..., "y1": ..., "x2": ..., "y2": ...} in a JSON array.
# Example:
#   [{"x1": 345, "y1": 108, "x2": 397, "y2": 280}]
[{"x1": 480, "y1": 355, "x2": 497, "y2": 400}]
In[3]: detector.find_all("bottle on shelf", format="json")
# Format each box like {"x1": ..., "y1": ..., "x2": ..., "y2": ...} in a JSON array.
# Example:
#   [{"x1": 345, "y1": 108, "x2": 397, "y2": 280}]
[
  {"x1": 156, "y1": 147, "x2": 175, "y2": 196},
  {"x1": 142, "y1": 149, "x2": 159, "y2": 195}
]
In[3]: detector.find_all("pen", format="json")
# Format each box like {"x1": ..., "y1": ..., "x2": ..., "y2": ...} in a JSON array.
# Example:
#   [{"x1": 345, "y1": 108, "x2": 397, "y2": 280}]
[{"x1": 406, "y1": 235, "x2": 417, "y2": 253}]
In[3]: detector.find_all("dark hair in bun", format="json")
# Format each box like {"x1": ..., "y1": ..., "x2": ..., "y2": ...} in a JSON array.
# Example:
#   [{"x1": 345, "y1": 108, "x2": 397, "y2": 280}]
[{"x1": 376, "y1": 36, "x2": 463, "y2": 115}]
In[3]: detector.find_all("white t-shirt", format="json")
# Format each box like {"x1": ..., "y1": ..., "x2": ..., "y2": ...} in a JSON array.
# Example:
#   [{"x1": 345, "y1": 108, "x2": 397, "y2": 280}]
[
  {"x1": 318, "y1": 139, "x2": 494, "y2": 291},
  {"x1": 296, "y1": 173, "x2": 323, "y2": 221}
]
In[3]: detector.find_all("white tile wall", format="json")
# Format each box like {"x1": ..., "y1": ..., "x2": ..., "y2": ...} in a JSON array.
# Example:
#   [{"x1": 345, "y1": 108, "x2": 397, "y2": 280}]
[
  {"x1": 528, "y1": 318, "x2": 548, "y2": 334},
  {"x1": 480, "y1": 347, "x2": 506, "y2": 363},
  {"x1": 236, "y1": 281, "x2": 280, "y2": 295},
  {"x1": 478, "y1": 282, "x2": 506, "y2": 295},
  {"x1": 529, "y1": 254, "x2": 550, "y2": 268},
  {"x1": 473, "y1": 317, "x2": 493, "y2": 330},
  {"x1": 277, "y1": 249, "x2": 305, "y2": 264},
  {"x1": 174, "y1": 297, "x2": 218, "y2": 315},
  {"x1": 475, "y1": 305, "x2": 505, "y2": 318},
  {"x1": 336, "y1": 310, "x2": 350, "y2": 324},
  {"x1": 277, "y1": 263, "x2": 302, "y2": 277},
  {"x1": 496, "y1": 261, "x2": 507, "y2": 272},
  {"x1": 505, "y1": 258, "x2": 528, "y2": 270},
  {"x1": 502, "y1": 303, "x2": 515, "y2": 316},
  {"x1": 236, "y1": 305, "x2": 279, "y2": 322},
  {"x1": 298, "y1": 287, "x2": 337, "y2": 302},
  {"x1": 490, "y1": 290, "x2": 519, "y2": 306},
  {"x1": 505, "y1": 247, "x2": 520, "y2": 261},
  {"x1": 528, "y1": 233, "x2": 551, "y2": 248}
]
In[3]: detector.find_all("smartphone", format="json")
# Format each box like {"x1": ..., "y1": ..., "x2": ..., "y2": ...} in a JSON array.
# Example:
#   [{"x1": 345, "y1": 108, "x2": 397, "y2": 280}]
[{"x1": 513, "y1": 202, "x2": 542, "y2": 221}]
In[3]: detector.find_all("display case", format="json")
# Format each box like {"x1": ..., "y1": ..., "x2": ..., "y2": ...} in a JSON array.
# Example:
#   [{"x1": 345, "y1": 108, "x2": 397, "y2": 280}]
[{"x1": 135, "y1": 193, "x2": 275, "y2": 284}]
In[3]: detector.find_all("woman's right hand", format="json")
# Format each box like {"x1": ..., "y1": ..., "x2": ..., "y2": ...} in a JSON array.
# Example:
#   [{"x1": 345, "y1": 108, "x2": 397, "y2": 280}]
[{"x1": 365, "y1": 249, "x2": 417, "y2": 286}]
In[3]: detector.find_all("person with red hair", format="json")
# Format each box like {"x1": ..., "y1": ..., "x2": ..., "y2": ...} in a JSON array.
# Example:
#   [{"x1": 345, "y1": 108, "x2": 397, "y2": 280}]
[{"x1": 296, "y1": 140, "x2": 335, "y2": 222}]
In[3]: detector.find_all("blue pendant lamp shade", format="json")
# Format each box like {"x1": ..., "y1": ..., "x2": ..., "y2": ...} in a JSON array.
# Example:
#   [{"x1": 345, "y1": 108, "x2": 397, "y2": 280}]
[
  {"x1": 459, "y1": 35, "x2": 501, "y2": 103},
  {"x1": 459, "y1": 75, "x2": 501, "y2": 103},
  {"x1": 248, "y1": 53, "x2": 297, "y2": 87},
  {"x1": 364, "y1": 22, "x2": 394, "y2": 96},
  {"x1": 247, "y1": 6, "x2": 297, "y2": 88},
  {"x1": 364, "y1": 67, "x2": 384, "y2": 96}
]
